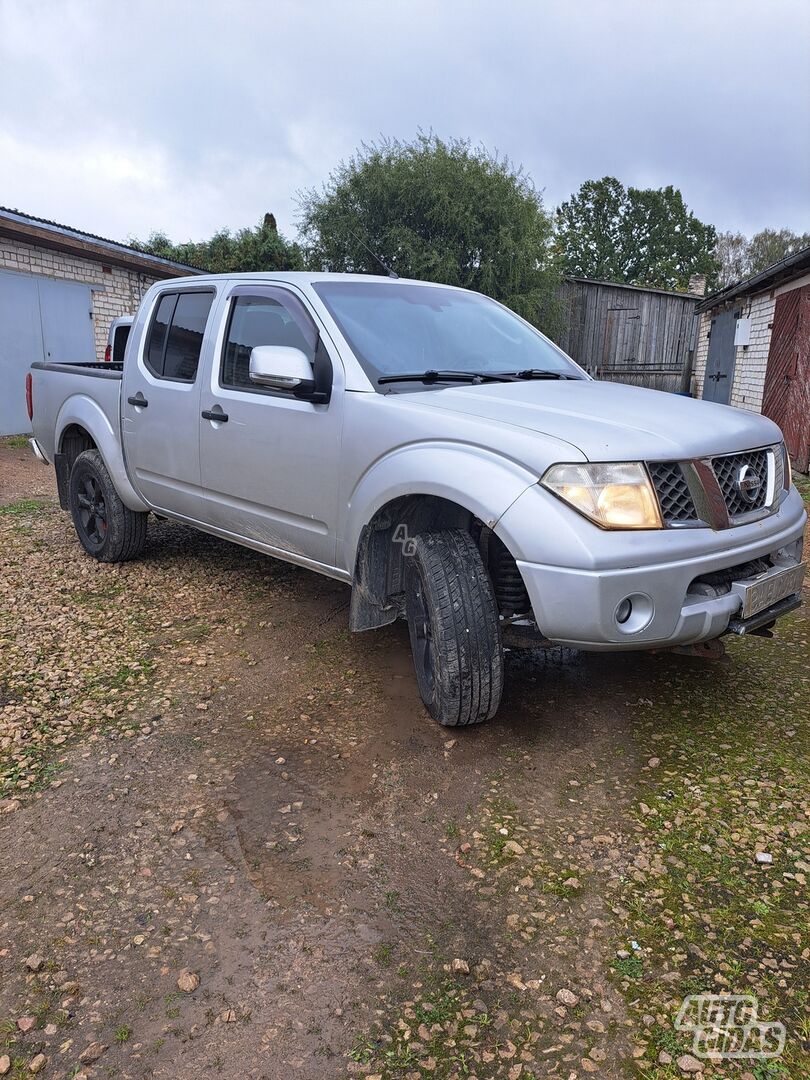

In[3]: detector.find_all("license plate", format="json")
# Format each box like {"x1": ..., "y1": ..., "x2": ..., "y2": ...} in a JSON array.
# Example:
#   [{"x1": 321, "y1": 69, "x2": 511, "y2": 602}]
[{"x1": 731, "y1": 562, "x2": 806, "y2": 619}]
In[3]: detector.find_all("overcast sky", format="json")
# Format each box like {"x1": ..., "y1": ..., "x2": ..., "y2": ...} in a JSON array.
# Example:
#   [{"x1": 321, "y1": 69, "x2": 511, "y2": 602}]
[{"x1": 1, "y1": 0, "x2": 808, "y2": 247}]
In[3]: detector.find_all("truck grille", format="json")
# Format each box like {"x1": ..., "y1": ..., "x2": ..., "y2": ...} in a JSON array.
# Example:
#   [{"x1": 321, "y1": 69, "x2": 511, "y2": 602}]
[
  {"x1": 648, "y1": 462, "x2": 697, "y2": 523},
  {"x1": 710, "y1": 449, "x2": 770, "y2": 517},
  {"x1": 648, "y1": 445, "x2": 781, "y2": 528}
]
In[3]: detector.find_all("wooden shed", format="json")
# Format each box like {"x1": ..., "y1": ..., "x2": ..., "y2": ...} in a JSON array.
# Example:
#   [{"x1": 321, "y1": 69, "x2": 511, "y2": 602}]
[
  {"x1": 554, "y1": 277, "x2": 701, "y2": 393},
  {"x1": 693, "y1": 245, "x2": 810, "y2": 471}
]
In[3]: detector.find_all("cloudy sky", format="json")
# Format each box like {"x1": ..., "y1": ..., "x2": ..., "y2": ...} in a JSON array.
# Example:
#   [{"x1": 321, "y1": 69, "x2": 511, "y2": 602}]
[{"x1": 1, "y1": 0, "x2": 808, "y2": 247}]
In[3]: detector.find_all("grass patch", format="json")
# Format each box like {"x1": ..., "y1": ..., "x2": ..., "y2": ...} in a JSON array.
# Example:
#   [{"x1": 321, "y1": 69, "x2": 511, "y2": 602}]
[
  {"x1": 612, "y1": 954, "x2": 643, "y2": 980},
  {"x1": 0, "y1": 498, "x2": 48, "y2": 516},
  {"x1": 791, "y1": 470, "x2": 810, "y2": 502},
  {"x1": 373, "y1": 943, "x2": 395, "y2": 967},
  {"x1": 612, "y1": 617, "x2": 810, "y2": 1074}
]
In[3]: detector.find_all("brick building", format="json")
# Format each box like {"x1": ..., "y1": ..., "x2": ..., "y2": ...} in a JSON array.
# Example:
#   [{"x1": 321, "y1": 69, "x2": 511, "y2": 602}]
[
  {"x1": 0, "y1": 207, "x2": 199, "y2": 435},
  {"x1": 693, "y1": 245, "x2": 810, "y2": 470}
]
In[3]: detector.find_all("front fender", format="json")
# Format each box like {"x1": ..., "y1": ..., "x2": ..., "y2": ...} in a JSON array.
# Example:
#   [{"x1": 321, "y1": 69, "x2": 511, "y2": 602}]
[
  {"x1": 56, "y1": 395, "x2": 148, "y2": 512},
  {"x1": 340, "y1": 441, "x2": 540, "y2": 572}
]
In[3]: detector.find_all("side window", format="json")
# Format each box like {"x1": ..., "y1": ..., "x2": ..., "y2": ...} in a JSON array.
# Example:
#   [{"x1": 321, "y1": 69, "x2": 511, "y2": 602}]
[
  {"x1": 144, "y1": 290, "x2": 214, "y2": 381},
  {"x1": 145, "y1": 294, "x2": 175, "y2": 376},
  {"x1": 221, "y1": 294, "x2": 316, "y2": 391},
  {"x1": 163, "y1": 293, "x2": 214, "y2": 380}
]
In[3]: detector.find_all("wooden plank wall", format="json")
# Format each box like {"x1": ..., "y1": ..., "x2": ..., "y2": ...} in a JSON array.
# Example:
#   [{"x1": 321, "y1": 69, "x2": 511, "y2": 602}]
[{"x1": 554, "y1": 279, "x2": 700, "y2": 393}]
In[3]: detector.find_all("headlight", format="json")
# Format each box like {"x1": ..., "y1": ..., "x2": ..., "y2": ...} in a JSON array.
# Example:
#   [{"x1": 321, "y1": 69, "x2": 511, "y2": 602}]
[
  {"x1": 782, "y1": 443, "x2": 792, "y2": 491},
  {"x1": 541, "y1": 462, "x2": 663, "y2": 529}
]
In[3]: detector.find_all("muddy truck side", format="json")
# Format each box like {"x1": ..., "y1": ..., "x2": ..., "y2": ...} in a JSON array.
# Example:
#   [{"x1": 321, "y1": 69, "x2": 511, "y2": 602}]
[{"x1": 28, "y1": 272, "x2": 807, "y2": 726}]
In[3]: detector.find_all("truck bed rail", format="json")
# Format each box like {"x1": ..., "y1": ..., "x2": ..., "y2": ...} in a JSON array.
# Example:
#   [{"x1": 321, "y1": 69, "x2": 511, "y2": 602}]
[{"x1": 31, "y1": 361, "x2": 123, "y2": 379}]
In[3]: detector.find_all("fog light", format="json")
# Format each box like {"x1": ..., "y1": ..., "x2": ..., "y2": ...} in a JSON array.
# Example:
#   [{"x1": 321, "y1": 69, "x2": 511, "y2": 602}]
[{"x1": 616, "y1": 598, "x2": 633, "y2": 624}]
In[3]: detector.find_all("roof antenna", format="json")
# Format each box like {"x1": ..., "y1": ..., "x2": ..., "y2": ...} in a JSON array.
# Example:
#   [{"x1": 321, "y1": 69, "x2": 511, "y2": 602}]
[{"x1": 348, "y1": 229, "x2": 398, "y2": 278}]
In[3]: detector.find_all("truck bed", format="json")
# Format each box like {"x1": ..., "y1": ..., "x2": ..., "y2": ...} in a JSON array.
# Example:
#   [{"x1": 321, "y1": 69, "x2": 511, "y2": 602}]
[{"x1": 29, "y1": 361, "x2": 124, "y2": 468}]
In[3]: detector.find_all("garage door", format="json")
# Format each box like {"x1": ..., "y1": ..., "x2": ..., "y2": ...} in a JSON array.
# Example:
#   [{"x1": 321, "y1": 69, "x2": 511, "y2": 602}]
[{"x1": 0, "y1": 269, "x2": 95, "y2": 435}]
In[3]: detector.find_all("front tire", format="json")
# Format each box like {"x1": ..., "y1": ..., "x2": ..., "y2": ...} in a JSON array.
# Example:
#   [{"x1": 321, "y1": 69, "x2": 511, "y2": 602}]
[
  {"x1": 404, "y1": 529, "x2": 504, "y2": 726},
  {"x1": 68, "y1": 449, "x2": 147, "y2": 562}
]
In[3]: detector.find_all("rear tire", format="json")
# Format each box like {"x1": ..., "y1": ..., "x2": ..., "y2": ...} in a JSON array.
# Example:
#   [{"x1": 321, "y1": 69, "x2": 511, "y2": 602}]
[
  {"x1": 404, "y1": 529, "x2": 504, "y2": 726},
  {"x1": 68, "y1": 449, "x2": 147, "y2": 562}
]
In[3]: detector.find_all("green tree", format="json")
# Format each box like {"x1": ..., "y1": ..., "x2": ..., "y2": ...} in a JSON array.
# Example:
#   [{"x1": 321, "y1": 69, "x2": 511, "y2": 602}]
[
  {"x1": 296, "y1": 134, "x2": 561, "y2": 330},
  {"x1": 747, "y1": 227, "x2": 810, "y2": 275},
  {"x1": 715, "y1": 230, "x2": 751, "y2": 288},
  {"x1": 130, "y1": 213, "x2": 304, "y2": 273},
  {"x1": 714, "y1": 227, "x2": 810, "y2": 288},
  {"x1": 555, "y1": 177, "x2": 719, "y2": 291}
]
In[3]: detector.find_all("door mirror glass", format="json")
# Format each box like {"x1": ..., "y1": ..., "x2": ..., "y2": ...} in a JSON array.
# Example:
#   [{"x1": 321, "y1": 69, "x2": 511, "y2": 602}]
[{"x1": 249, "y1": 345, "x2": 316, "y2": 396}]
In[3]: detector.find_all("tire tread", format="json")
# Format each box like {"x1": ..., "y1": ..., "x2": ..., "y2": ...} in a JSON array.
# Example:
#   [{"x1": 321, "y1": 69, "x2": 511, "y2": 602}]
[
  {"x1": 69, "y1": 449, "x2": 148, "y2": 563},
  {"x1": 406, "y1": 529, "x2": 503, "y2": 726}
]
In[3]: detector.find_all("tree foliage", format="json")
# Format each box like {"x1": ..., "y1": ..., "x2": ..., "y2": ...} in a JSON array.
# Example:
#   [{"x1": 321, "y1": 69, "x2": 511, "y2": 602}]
[
  {"x1": 714, "y1": 227, "x2": 810, "y2": 288},
  {"x1": 130, "y1": 213, "x2": 304, "y2": 273},
  {"x1": 714, "y1": 231, "x2": 750, "y2": 288},
  {"x1": 296, "y1": 134, "x2": 561, "y2": 330},
  {"x1": 748, "y1": 227, "x2": 810, "y2": 275},
  {"x1": 555, "y1": 177, "x2": 719, "y2": 292}
]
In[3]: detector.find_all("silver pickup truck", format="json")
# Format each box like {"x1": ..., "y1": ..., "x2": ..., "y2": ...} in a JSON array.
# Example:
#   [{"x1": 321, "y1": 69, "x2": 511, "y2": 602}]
[{"x1": 28, "y1": 273, "x2": 806, "y2": 726}]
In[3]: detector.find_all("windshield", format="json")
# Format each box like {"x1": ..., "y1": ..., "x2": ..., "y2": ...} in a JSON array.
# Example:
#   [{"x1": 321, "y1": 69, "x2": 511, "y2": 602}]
[{"x1": 312, "y1": 281, "x2": 584, "y2": 386}]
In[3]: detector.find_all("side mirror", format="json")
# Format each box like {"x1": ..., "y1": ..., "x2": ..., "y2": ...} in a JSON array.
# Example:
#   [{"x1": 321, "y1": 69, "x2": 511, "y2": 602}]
[{"x1": 249, "y1": 345, "x2": 316, "y2": 397}]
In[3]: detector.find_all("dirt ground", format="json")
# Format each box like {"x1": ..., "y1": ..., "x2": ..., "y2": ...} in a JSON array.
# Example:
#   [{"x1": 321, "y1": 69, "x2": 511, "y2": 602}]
[{"x1": 1, "y1": 440, "x2": 808, "y2": 1080}]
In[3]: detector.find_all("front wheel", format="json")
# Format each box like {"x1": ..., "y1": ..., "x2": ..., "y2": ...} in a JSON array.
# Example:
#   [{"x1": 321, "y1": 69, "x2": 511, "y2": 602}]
[
  {"x1": 68, "y1": 449, "x2": 148, "y2": 562},
  {"x1": 404, "y1": 529, "x2": 504, "y2": 726}
]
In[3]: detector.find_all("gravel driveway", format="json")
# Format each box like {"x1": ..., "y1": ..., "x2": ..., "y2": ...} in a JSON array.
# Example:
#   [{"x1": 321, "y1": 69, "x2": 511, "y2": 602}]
[{"x1": 1, "y1": 440, "x2": 808, "y2": 1080}]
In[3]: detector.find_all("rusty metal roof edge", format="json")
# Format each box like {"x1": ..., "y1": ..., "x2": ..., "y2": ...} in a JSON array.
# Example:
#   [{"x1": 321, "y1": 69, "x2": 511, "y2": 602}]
[
  {"x1": 0, "y1": 205, "x2": 205, "y2": 275},
  {"x1": 696, "y1": 244, "x2": 810, "y2": 314}
]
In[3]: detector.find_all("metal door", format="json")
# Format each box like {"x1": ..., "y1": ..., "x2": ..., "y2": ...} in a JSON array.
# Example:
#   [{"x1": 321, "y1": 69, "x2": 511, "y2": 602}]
[
  {"x1": 37, "y1": 277, "x2": 95, "y2": 363},
  {"x1": 702, "y1": 308, "x2": 737, "y2": 404},
  {"x1": 0, "y1": 269, "x2": 44, "y2": 434},
  {"x1": 762, "y1": 284, "x2": 810, "y2": 472}
]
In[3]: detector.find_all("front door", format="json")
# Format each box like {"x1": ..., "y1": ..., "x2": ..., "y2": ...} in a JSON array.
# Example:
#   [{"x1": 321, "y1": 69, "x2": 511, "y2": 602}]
[
  {"x1": 198, "y1": 284, "x2": 343, "y2": 569},
  {"x1": 762, "y1": 284, "x2": 810, "y2": 472},
  {"x1": 703, "y1": 307, "x2": 737, "y2": 404},
  {"x1": 122, "y1": 287, "x2": 216, "y2": 518}
]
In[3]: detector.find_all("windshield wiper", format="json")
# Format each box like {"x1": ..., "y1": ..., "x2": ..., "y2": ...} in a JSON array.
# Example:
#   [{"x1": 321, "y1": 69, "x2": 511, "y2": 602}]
[
  {"x1": 509, "y1": 369, "x2": 577, "y2": 380},
  {"x1": 378, "y1": 369, "x2": 513, "y2": 385}
]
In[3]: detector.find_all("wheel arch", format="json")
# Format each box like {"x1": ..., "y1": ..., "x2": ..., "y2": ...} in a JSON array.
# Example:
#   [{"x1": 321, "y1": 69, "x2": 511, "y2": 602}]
[
  {"x1": 54, "y1": 395, "x2": 148, "y2": 513},
  {"x1": 344, "y1": 445, "x2": 537, "y2": 632}
]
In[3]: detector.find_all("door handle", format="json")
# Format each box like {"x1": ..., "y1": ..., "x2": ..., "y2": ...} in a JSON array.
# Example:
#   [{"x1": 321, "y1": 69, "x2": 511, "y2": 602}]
[
  {"x1": 201, "y1": 408, "x2": 229, "y2": 423},
  {"x1": 127, "y1": 393, "x2": 148, "y2": 408}
]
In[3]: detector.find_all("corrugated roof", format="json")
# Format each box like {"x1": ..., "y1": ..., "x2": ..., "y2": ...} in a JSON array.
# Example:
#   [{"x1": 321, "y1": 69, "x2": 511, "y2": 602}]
[
  {"x1": 0, "y1": 206, "x2": 203, "y2": 276},
  {"x1": 696, "y1": 243, "x2": 810, "y2": 313}
]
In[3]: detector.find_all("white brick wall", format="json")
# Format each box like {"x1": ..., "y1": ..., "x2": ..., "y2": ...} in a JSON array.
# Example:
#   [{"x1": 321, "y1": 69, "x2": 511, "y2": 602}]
[
  {"x1": 693, "y1": 290, "x2": 775, "y2": 413},
  {"x1": 0, "y1": 236, "x2": 159, "y2": 360}
]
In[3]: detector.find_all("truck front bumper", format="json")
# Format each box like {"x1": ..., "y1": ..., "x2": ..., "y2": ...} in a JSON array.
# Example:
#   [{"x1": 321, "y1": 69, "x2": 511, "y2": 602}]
[{"x1": 500, "y1": 486, "x2": 807, "y2": 651}]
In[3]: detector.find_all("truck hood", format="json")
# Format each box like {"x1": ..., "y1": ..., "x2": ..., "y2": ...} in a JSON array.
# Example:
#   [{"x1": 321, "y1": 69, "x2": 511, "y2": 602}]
[{"x1": 400, "y1": 379, "x2": 783, "y2": 460}]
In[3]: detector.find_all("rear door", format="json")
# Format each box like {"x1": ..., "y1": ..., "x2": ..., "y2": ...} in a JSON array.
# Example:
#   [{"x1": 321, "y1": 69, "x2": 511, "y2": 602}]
[
  {"x1": 198, "y1": 283, "x2": 343, "y2": 568},
  {"x1": 122, "y1": 286, "x2": 215, "y2": 518}
]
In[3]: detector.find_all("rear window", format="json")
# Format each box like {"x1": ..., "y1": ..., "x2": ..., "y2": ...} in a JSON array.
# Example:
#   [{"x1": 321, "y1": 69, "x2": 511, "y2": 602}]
[
  {"x1": 112, "y1": 324, "x2": 130, "y2": 363},
  {"x1": 144, "y1": 291, "x2": 214, "y2": 381}
]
